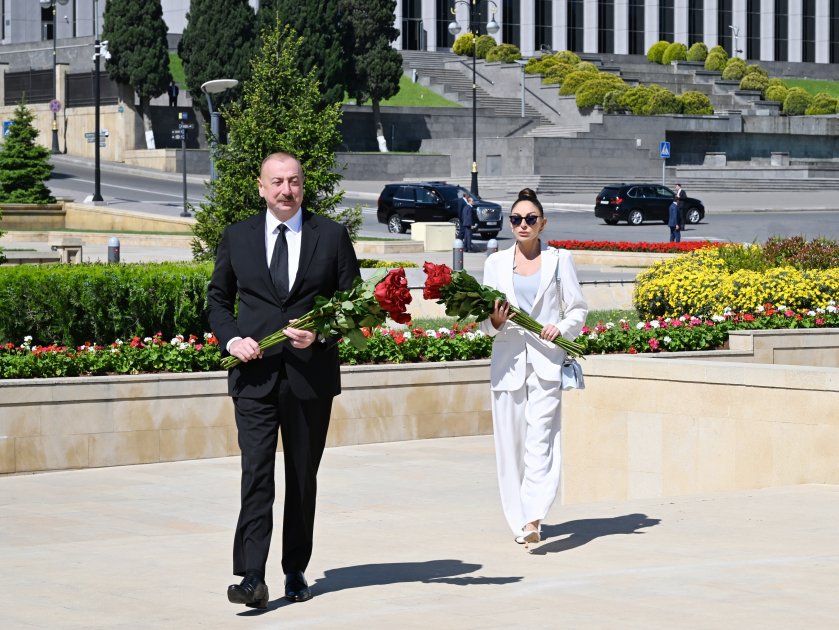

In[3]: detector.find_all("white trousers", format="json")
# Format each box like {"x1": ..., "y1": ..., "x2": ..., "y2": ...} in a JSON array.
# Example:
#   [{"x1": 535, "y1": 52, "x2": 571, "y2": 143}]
[{"x1": 491, "y1": 363, "x2": 562, "y2": 535}]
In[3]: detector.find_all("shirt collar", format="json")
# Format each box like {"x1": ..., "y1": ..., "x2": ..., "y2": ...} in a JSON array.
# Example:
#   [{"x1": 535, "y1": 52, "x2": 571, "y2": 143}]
[{"x1": 266, "y1": 208, "x2": 303, "y2": 234}]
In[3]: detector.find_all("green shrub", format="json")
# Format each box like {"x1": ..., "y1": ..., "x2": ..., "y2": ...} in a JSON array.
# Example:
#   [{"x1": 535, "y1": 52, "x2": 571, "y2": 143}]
[
  {"x1": 575, "y1": 76, "x2": 628, "y2": 108},
  {"x1": 762, "y1": 235, "x2": 839, "y2": 270},
  {"x1": 745, "y1": 64, "x2": 768, "y2": 77},
  {"x1": 662, "y1": 42, "x2": 688, "y2": 65},
  {"x1": 678, "y1": 90, "x2": 714, "y2": 115},
  {"x1": 486, "y1": 43, "x2": 522, "y2": 63},
  {"x1": 686, "y1": 42, "x2": 708, "y2": 62},
  {"x1": 783, "y1": 87, "x2": 813, "y2": 115},
  {"x1": 619, "y1": 85, "x2": 655, "y2": 115},
  {"x1": 541, "y1": 62, "x2": 576, "y2": 85},
  {"x1": 0, "y1": 262, "x2": 213, "y2": 346},
  {"x1": 646, "y1": 40, "x2": 669, "y2": 64},
  {"x1": 767, "y1": 77, "x2": 785, "y2": 88},
  {"x1": 602, "y1": 90, "x2": 626, "y2": 113},
  {"x1": 643, "y1": 86, "x2": 681, "y2": 115},
  {"x1": 575, "y1": 61, "x2": 599, "y2": 73},
  {"x1": 555, "y1": 50, "x2": 581, "y2": 65},
  {"x1": 765, "y1": 84, "x2": 789, "y2": 102},
  {"x1": 704, "y1": 51, "x2": 727, "y2": 71},
  {"x1": 722, "y1": 57, "x2": 747, "y2": 80},
  {"x1": 524, "y1": 56, "x2": 549, "y2": 74},
  {"x1": 805, "y1": 92, "x2": 838, "y2": 115},
  {"x1": 452, "y1": 32, "x2": 474, "y2": 56},
  {"x1": 558, "y1": 69, "x2": 600, "y2": 95},
  {"x1": 709, "y1": 45, "x2": 728, "y2": 58},
  {"x1": 739, "y1": 73, "x2": 770, "y2": 93},
  {"x1": 474, "y1": 35, "x2": 496, "y2": 59}
]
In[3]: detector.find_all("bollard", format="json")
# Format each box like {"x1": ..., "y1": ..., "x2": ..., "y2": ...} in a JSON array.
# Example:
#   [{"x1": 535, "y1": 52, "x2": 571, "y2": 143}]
[
  {"x1": 452, "y1": 238, "x2": 464, "y2": 271},
  {"x1": 485, "y1": 238, "x2": 498, "y2": 256},
  {"x1": 412, "y1": 69, "x2": 418, "y2": 83},
  {"x1": 107, "y1": 236, "x2": 120, "y2": 263}
]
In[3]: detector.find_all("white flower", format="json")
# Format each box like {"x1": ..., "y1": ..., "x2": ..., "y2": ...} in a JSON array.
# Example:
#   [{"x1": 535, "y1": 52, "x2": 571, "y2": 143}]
[
  {"x1": 473, "y1": 330, "x2": 485, "y2": 337},
  {"x1": 144, "y1": 337, "x2": 153, "y2": 344},
  {"x1": 663, "y1": 336, "x2": 672, "y2": 344},
  {"x1": 679, "y1": 315, "x2": 687, "y2": 321},
  {"x1": 650, "y1": 320, "x2": 660, "y2": 329},
  {"x1": 466, "y1": 331, "x2": 476, "y2": 340},
  {"x1": 110, "y1": 347, "x2": 119, "y2": 354},
  {"x1": 23, "y1": 335, "x2": 32, "y2": 343},
  {"x1": 807, "y1": 310, "x2": 816, "y2": 317},
  {"x1": 588, "y1": 332, "x2": 598, "y2": 340},
  {"x1": 179, "y1": 342, "x2": 189, "y2": 350},
  {"x1": 425, "y1": 330, "x2": 437, "y2": 338},
  {"x1": 828, "y1": 303, "x2": 838, "y2": 314},
  {"x1": 86, "y1": 345, "x2": 97, "y2": 352},
  {"x1": 170, "y1": 338, "x2": 180, "y2": 345},
  {"x1": 756, "y1": 305, "x2": 764, "y2": 312},
  {"x1": 711, "y1": 315, "x2": 725, "y2": 322},
  {"x1": 636, "y1": 322, "x2": 645, "y2": 329},
  {"x1": 403, "y1": 331, "x2": 412, "y2": 339},
  {"x1": 605, "y1": 322, "x2": 615, "y2": 329},
  {"x1": 114, "y1": 339, "x2": 124, "y2": 346},
  {"x1": 437, "y1": 327, "x2": 451, "y2": 336}
]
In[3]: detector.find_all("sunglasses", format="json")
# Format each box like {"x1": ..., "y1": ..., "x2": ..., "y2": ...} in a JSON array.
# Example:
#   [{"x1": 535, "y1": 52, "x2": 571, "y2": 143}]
[{"x1": 509, "y1": 214, "x2": 540, "y2": 227}]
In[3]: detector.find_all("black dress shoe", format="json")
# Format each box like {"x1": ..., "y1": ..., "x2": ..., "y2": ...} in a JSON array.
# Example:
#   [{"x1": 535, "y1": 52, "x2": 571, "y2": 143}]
[
  {"x1": 228, "y1": 573, "x2": 269, "y2": 609},
  {"x1": 284, "y1": 570, "x2": 312, "y2": 603}
]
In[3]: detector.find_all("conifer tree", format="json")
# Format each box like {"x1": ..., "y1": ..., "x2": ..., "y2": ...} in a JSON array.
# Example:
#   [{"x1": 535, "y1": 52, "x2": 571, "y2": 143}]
[
  {"x1": 0, "y1": 101, "x2": 54, "y2": 204},
  {"x1": 271, "y1": 1, "x2": 347, "y2": 106},
  {"x1": 101, "y1": 0, "x2": 171, "y2": 134},
  {"x1": 179, "y1": 0, "x2": 255, "y2": 115},
  {"x1": 342, "y1": 0, "x2": 403, "y2": 146},
  {"x1": 191, "y1": 23, "x2": 358, "y2": 261}
]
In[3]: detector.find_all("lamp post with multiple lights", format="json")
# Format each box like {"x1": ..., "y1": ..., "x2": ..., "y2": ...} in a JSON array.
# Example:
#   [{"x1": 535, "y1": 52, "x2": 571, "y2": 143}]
[
  {"x1": 41, "y1": 0, "x2": 69, "y2": 154},
  {"x1": 448, "y1": 0, "x2": 499, "y2": 197}
]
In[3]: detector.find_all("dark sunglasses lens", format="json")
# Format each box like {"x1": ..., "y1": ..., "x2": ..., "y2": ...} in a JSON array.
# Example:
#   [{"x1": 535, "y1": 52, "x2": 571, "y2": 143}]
[
  {"x1": 509, "y1": 215, "x2": 539, "y2": 226},
  {"x1": 509, "y1": 215, "x2": 522, "y2": 226}
]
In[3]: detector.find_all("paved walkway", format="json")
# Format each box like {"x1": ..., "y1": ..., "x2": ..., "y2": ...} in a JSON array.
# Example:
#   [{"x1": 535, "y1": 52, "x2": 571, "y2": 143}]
[{"x1": 0, "y1": 436, "x2": 836, "y2": 629}]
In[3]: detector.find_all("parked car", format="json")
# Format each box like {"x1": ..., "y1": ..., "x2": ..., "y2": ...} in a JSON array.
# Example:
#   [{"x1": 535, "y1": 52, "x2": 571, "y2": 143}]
[
  {"x1": 377, "y1": 182, "x2": 503, "y2": 239},
  {"x1": 594, "y1": 183, "x2": 705, "y2": 226}
]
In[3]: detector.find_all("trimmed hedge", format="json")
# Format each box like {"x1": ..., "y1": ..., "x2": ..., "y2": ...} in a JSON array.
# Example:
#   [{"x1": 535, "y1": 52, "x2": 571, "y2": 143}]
[
  {"x1": 661, "y1": 42, "x2": 688, "y2": 65},
  {"x1": 0, "y1": 262, "x2": 213, "y2": 346},
  {"x1": 783, "y1": 87, "x2": 813, "y2": 115},
  {"x1": 721, "y1": 58, "x2": 747, "y2": 80},
  {"x1": 558, "y1": 68, "x2": 600, "y2": 95},
  {"x1": 765, "y1": 84, "x2": 789, "y2": 102},
  {"x1": 678, "y1": 90, "x2": 714, "y2": 115},
  {"x1": 686, "y1": 42, "x2": 708, "y2": 62},
  {"x1": 575, "y1": 75, "x2": 627, "y2": 108},
  {"x1": 486, "y1": 43, "x2": 521, "y2": 63},
  {"x1": 646, "y1": 41, "x2": 669, "y2": 64},
  {"x1": 805, "y1": 92, "x2": 838, "y2": 115},
  {"x1": 474, "y1": 35, "x2": 496, "y2": 59},
  {"x1": 704, "y1": 51, "x2": 727, "y2": 71}
]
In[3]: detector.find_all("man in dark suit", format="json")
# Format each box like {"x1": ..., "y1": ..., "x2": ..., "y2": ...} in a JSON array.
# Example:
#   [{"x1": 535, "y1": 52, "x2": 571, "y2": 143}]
[
  {"x1": 207, "y1": 152, "x2": 360, "y2": 609},
  {"x1": 674, "y1": 183, "x2": 687, "y2": 231},
  {"x1": 457, "y1": 192, "x2": 477, "y2": 252}
]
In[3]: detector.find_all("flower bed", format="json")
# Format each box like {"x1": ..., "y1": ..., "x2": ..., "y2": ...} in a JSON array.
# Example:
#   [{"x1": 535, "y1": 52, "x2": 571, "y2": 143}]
[{"x1": 548, "y1": 239, "x2": 722, "y2": 253}]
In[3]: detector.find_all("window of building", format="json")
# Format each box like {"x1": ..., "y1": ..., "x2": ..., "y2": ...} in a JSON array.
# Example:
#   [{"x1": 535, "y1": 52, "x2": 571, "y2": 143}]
[
  {"x1": 502, "y1": 1, "x2": 521, "y2": 47},
  {"x1": 688, "y1": 0, "x2": 704, "y2": 45},
  {"x1": 536, "y1": 0, "x2": 553, "y2": 51},
  {"x1": 402, "y1": 0, "x2": 422, "y2": 50},
  {"x1": 628, "y1": 0, "x2": 645, "y2": 54},
  {"x1": 831, "y1": 0, "x2": 839, "y2": 62},
  {"x1": 803, "y1": 0, "x2": 816, "y2": 62},
  {"x1": 597, "y1": 0, "x2": 614, "y2": 53},
  {"x1": 659, "y1": 0, "x2": 674, "y2": 42},
  {"x1": 746, "y1": 0, "x2": 761, "y2": 59},
  {"x1": 436, "y1": 0, "x2": 455, "y2": 49},
  {"x1": 774, "y1": 0, "x2": 788, "y2": 61},
  {"x1": 567, "y1": 0, "x2": 584, "y2": 52},
  {"x1": 717, "y1": 0, "x2": 733, "y2": 55}
]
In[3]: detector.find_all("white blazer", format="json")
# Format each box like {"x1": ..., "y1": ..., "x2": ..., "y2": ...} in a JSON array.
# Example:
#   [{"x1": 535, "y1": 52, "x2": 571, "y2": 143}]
[{"x1": 479, "y1": 245, "x2": 588, "y2": 391}]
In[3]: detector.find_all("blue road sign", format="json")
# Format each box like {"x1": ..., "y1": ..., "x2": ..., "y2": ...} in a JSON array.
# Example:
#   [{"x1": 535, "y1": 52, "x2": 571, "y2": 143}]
[
  {"x1": 49, "y1": 99, "x2": 62, "y2": 113},
  {"x1": 2, "y1": 121, "x2": 12, "y2": 137},
  {"x1": 660, "y1": 141, "x2": 671, "y2": 159}
]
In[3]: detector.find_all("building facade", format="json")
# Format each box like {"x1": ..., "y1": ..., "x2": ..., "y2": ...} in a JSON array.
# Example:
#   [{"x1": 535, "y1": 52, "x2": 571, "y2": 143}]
[{"x1": 3, "y1": 1, "x2": 839, "y2": 65}]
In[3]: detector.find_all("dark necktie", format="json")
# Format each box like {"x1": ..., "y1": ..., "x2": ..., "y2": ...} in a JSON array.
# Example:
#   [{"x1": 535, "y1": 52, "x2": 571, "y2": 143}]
[{"x1": 270, "y1": 224, "x2": 289, "y2": 298}]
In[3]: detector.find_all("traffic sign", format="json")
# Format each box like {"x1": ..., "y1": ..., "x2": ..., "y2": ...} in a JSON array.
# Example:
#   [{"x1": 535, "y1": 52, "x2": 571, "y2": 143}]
[
  {"x1": 49, "y1": 99, "x2": 62, "y2": 113},
  {"x1": 660, "y1": 141, "x2": 671, "y2": 159},
  {"x1": 178, "y1": 123, "x2": 195, "y2": 130},
  {"x1": 84, "y1": 130, "x2": 109, "y2": 140},
  {"x1": 170, "y1": 130, "x2": 185, "y2": 140},
  {"x1": 2, "y1": 121, "x2": 12, "y2": 137}
]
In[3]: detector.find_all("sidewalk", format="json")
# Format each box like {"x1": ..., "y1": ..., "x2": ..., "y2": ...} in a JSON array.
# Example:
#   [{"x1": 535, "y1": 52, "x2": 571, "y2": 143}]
[{"x1": 0, "y1": 436, "x2": 836, "y2": 629}]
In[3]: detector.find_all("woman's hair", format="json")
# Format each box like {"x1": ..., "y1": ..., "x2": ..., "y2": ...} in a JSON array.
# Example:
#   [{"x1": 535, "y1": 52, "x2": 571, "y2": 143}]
[{"x1": 511, "y1": 187, "x2": 543, "y2": 216}]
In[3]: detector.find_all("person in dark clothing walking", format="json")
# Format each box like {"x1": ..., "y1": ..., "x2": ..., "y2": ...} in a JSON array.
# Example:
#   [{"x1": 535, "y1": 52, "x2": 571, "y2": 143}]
[{"x1": 674, "y1": 183, "x2": 687, "y2": 231}]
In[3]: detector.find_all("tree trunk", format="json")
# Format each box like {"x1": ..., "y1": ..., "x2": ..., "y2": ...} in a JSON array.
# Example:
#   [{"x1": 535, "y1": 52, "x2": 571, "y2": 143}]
[
  {"x1": 139, "y1": 96, "x2": 155, "y2": 150},
  {"x1": 372, "y1": 99, "x2": 388, "y2": 152}
]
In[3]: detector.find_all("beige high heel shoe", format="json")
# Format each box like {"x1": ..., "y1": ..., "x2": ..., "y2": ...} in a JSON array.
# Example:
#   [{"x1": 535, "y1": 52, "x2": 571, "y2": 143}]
[{"x1": 514, "y1": 527, "x2": 541, "y2": 547}]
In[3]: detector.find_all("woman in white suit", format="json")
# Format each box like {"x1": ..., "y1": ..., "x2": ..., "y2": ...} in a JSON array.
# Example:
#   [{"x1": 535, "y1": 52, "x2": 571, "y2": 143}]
[{"x1": 479, "y1": 188, "x2": 588, "y2": 545}]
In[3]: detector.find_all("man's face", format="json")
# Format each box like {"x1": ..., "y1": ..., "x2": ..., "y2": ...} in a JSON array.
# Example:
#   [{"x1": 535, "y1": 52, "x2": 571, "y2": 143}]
[{"x1": 258, "y1": 156, "x2": 304, "y2": 221}]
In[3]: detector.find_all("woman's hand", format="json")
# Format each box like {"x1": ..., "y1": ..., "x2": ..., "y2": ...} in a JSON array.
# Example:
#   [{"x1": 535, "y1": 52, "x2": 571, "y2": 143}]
[
  {"x1": 490, "y1": 299, "x2": 512, "y2": 330},
  {"x1": 540, "y1": 323, "x2": 560, "y2": 342}
]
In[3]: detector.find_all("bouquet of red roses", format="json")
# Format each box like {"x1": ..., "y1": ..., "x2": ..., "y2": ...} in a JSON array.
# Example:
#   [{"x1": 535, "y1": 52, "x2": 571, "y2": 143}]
[
  {"x1": 423, "y1": 262, "x2": 585, "y2": 358},
  {"x1": 221, "y1": 268, "x2": 412, "y2": 369}
]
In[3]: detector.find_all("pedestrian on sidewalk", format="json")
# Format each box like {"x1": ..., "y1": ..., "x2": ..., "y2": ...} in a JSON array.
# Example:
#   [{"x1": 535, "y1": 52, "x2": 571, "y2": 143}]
[
  {"x1": 479, "y1": 188, "x2": 588, "y2": 547},
  {"x1": 674, "y1": 183, "x2": 687, "y2": 231},
  {"x1": 207, "y1": 152, "x2": 360, "y2": 609},
  {"x1": 667, "y1": 200, "x2": 681, "y2": 242},
  {"x1": 168, "y1": 81, "x2": 179, "y2": 107},
  {"x1": 457, "y1": 191, "x2": 477, "y2": 252}
]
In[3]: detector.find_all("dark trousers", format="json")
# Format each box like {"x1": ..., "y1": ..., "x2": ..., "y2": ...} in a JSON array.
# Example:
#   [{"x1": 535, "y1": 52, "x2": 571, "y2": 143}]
[
  {"x1": 460, "y1": 226, "x2": 473, "y2": 252},
  {"x1": 232, "y1": 374, "x2": 332, "y2": 578},
  {"x1": 669, "y1": 226, "x2": 681, "y2": 242},
  {"x1": 678, "y1": 206, "x2": 686, "y2": 230}
]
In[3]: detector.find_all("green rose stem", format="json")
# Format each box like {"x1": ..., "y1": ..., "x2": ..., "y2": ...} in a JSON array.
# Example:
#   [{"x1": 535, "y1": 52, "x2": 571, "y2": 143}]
[
  {"x1": 220, "y1": 312, "x2": 318, "y2": 370},
  {"x1": 505, "y1": 306, "x2": 586, "y2": 358}
]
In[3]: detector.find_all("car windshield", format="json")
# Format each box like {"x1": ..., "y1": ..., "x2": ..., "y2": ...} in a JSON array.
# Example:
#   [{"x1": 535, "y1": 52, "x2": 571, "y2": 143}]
[{"x1": 437, "y1": 187, "x2": 461, "y2": 202}]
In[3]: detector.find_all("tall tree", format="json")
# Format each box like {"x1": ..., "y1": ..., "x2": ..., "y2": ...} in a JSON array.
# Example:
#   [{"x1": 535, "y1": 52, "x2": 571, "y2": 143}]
[
  {"x1": 179, "y1": 0, "x2": 256, "y2": 115},
  {"x1": 191, "y1": 23, "x2": 358, "y2": 261},
  {"x1": 101, "y1": 0, "x2": 171, "y2": 134},
  {"x1": 342, "y1": 0, "x2": 403, "y2": 147},
  {"x1": 0, "y1": 101, "x2": 54, "y2": 204},
  {"x1": 270, "y1": 1, "x2": 347, "y2": 106}
]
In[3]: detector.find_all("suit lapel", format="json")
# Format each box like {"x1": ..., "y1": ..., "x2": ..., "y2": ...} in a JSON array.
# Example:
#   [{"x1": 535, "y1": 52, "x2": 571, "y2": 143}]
[
  {"x1": 288, "y1": 209, "x2": 319, "y2": 300},
  {"x1": 533, "y1": 247, "x2": 558, "y2": 310},
  {"x1": 499, "y1": 247, "x2": 520, "y2": 309}
]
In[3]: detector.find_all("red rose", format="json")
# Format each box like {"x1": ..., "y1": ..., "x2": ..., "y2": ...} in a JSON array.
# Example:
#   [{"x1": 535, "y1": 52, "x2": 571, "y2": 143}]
[
  {"x1": 422, "y1": 261, "x2": 453, "y2": 300},
  {"x1": 374, "y1": 268, "x2": 412, "y2": 324}
]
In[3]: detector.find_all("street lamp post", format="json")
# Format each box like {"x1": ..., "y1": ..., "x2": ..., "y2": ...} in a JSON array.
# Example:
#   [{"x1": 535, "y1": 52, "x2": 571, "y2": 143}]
[
  {"x1": 201, "y1": 79, "x2": 239, "y2": 182},
  {"x1": 448, "y1": 1, "x2": 499, "y2": 198},
  {"x1": 41, "y1": 0, "x2": 69, "y2": 154}
]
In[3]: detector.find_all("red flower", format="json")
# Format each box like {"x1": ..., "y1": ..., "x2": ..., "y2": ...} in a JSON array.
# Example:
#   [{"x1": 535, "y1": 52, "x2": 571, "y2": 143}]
[
  {"x1": 648, "y1": 338, "x2": 660, "y2": 351},
  {"x1": 422, "y1": 261, "x2": 453, "y2": 300},
  {"x1": 628, "y1": 347, "x2": 638, "y2": 354},
  {"x1": 374, "y1": 268, "x2": 413, "y2": 324}
]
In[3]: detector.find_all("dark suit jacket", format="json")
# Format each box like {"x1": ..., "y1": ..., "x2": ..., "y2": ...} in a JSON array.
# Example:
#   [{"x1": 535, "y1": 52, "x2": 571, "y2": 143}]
[
  {"x1": 207, "y1": 209, "x2": 360, "y2": 401},
  {"x1": 458, "y1": 198, "x2": 476, "y2": 229}
]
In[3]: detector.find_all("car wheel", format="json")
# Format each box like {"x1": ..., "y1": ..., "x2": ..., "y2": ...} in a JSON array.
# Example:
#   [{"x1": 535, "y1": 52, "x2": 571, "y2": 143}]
[
  {"x1": 387, "y1": 214, "x2": 405, "y2": 234},
  {"x1": 603, "y1": 218, "x2": 619, "y2": 225},
  {"x1": 686, "y1": 208, "x2": 702, "y2": 224},
  {"x1": 627, "y1": 209, "x2": 644, "y2": 225}
]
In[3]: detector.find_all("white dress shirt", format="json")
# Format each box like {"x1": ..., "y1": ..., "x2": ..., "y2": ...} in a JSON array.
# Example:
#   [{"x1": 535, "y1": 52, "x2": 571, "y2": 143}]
[{"x1": 265, "y1": 208, "x2": 303, "y2": 290}]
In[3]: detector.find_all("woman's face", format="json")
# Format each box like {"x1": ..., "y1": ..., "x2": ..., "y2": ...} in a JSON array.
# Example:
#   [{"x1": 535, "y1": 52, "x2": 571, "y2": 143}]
[{"x1": 509, "y1": 200, "x2": 546, "y2": 245}]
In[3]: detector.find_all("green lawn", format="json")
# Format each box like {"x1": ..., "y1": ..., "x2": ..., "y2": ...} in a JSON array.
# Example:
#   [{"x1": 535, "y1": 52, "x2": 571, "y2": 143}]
[
  {"x1": 346, "y1": 75, "x2": 460, "y2": 108},
  {"x1": 169, "y1": 52, "x2": 185, "y2": 86},
  {"x1": 784, "y1": 78, "x2": 839, "y2": 98}
]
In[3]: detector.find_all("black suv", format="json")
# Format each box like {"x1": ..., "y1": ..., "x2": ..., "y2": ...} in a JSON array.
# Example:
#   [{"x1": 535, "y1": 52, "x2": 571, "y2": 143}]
[
  {"x1": 595, "y1": 183, "x2": 705, "y2": 226},
  {"x1": 377, "y1": 182, "x2": 503, "y2": 239}
]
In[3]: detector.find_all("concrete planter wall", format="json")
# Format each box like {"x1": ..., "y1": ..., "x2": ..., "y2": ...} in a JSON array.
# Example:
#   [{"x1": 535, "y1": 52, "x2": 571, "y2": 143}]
[{"x1": 1, "y1": 330, "x2": 836, "y2": 506}]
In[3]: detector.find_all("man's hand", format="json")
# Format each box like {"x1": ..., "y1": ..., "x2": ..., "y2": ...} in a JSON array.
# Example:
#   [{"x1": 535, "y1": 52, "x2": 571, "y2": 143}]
[
  {"x1": 230, "y1": 337, "x2": 263, "y2": 362},
  {"x1": 285, "y1": 325, "x2": 317, "y2": 349}
]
